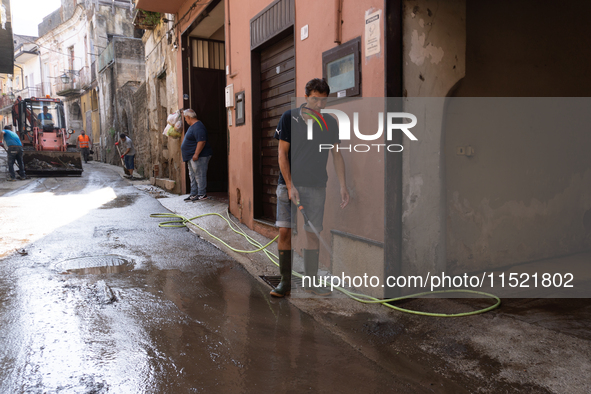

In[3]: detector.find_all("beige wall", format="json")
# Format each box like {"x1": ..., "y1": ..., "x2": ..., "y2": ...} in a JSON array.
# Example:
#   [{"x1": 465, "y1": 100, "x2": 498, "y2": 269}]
[
  {"x1": 143, "y1": 16, "x2": 183, "y2": 192},
  {"x1": 224, "y1": 0, "x2": 263, "y2": 232},
  {"x1": 445, "y1": 1, "x2": 591, "y2": 271},
  {"x1": 402, "y1": 0, "x2": 466, "y2": 276}
]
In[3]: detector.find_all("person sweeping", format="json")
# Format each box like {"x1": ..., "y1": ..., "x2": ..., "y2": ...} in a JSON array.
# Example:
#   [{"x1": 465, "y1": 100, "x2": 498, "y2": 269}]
[{"x1": 115, "y1": 133, "x2": 135, "y2": 178}]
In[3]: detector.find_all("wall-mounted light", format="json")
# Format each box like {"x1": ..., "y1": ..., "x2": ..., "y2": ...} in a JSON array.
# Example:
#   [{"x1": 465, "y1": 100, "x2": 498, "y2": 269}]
[{"x1": 60, "y1": 73, "x2": 70, "y2": 84}]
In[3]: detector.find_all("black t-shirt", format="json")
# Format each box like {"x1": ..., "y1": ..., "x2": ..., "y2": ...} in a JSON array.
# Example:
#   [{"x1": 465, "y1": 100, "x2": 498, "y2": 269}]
[
  {"x1": 275, "y1": 105, "x2": 340, "y2": 187},
  {"x1": 181, "y1": 121, "x2": 213, "y2": 162}
]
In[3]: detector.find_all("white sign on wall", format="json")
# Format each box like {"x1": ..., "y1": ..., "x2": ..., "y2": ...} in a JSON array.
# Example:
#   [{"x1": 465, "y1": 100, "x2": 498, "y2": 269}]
[
  {"x1": 364, "y1": 10, "x2": 381, "y2": 57},
  {"x1": 301, "y1": 25, "x2": 309, "y2": 41}
]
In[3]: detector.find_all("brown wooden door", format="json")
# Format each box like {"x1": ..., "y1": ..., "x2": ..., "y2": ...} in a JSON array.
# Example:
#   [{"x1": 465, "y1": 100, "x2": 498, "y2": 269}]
[
  {"x1": 257, "y1": 35, "x2": 295, "y2": 221},
  {"x1": 189, "y1": 64, "x2": 228, "y2": 193}
]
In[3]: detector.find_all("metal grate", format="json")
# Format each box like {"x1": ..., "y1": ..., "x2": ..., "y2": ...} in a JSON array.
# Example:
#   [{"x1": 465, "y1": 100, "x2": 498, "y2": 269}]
[
  {"x1": 57, "y1": 255, "x2": 134, "y2": 274},
  {"x1": 260, "y1": 275, "x2": 302, "y2": 289}
]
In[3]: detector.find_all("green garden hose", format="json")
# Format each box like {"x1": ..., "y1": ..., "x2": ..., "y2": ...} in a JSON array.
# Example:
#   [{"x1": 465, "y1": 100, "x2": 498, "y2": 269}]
[{"x1": 151, "y1": 211, "x2": 501, "y2": 317}]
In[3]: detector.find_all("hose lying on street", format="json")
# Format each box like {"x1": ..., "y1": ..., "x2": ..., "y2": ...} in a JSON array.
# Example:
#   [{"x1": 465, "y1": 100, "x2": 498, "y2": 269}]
[{"x1": 150, "y1": 211, "x2": 501, "y2": 317}]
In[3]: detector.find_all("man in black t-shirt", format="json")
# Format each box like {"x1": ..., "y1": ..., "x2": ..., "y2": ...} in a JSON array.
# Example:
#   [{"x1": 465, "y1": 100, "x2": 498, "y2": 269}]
[{"x1": 270, "y1": 78, "x2": 350, "y2": 298}]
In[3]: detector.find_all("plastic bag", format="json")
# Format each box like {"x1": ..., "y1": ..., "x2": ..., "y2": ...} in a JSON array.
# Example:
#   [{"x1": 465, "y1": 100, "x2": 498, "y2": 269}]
[
  {"x1": 167, "y1": 112, "x2": 179, "y2": 126},
  {"x1": 168, "y1": 126, "x2": 181, "y2": 139},
  {"x1": 163, "y1": 124, "x2": 181, "y2": 139},
  {"x1": 163, "y1": 110, "x2": 183, "y2": 139}
]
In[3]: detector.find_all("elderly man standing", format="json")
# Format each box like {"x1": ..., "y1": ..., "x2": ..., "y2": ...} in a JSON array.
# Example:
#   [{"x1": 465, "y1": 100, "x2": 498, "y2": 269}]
[
  {"x1": 181, "y1": 109, "x2": 213, "y2": 201},
  {"x1": 1, "y1": 125, "x2": 27, "y2": 181}
]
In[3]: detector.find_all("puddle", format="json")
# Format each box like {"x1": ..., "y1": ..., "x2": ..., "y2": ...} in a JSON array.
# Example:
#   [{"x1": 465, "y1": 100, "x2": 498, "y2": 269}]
[
  {"x1": 56, "y1": 255, "x2": 134, "y2": 274},
  {"x1": 98, "y1": 194, "x2": 139, "y2": 209}
]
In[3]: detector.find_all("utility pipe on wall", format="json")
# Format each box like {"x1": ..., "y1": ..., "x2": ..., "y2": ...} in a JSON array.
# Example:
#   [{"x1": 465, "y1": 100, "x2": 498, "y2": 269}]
[
  {"x1": 226, "y1": 0, "x2": 236, "y2": 78},
  {"x1": 334, "y1": 0, "x2": 343, "y2": 44}
]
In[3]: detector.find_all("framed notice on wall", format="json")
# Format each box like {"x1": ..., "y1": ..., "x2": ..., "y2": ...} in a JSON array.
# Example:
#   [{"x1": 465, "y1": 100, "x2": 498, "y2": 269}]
[{"x1": 322, "y1": 37, "x2": 361, "y2": 98}]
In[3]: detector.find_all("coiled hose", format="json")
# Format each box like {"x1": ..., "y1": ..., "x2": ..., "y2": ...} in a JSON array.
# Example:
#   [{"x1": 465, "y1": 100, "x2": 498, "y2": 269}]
[{"x1": 151, "y1": 211, "x2": 500, "y2": 317}]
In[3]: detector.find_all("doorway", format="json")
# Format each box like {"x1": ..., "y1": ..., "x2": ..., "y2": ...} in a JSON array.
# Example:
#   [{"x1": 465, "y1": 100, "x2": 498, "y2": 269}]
[
  {"x1": 252, "y1": 33, "x2": 295, "y2": 222},
  {"x1": 189, "y1": 38, "x2": 227, "y2": 193},
  {"x1": 181, "y1": 0, "x2": 228, "y2": 195}
]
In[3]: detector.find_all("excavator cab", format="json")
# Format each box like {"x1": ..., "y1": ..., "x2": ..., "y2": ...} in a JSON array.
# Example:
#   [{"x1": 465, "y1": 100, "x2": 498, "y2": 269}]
[{"x1": 15, "y1": 97, "x2": 83, "y2": 176}]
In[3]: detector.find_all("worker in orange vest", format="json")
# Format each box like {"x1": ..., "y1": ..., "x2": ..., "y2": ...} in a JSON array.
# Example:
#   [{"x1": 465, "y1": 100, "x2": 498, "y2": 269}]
[{"x1": 77, "y1": 130, "x2": 92, "y2": 164}]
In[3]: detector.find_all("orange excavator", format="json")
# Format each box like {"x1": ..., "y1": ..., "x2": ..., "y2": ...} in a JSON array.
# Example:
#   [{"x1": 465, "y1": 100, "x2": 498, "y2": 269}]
[{"x1": 12, "y1": 96, "x2": 83, "y2": 176}]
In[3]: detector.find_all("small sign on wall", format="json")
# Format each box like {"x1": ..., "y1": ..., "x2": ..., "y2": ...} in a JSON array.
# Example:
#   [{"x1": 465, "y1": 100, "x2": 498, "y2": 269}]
[
  {"x1": 364, "y1": 9, "x2": 381, "y2": 57},
  {"x1": 301, "y1": 25, "x2": 309, "y2": 40}
]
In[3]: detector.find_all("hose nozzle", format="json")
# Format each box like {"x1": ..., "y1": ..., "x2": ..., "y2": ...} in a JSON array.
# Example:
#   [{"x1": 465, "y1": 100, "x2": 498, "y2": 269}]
[{"x1": 296, "y1": 202, "x2": 311, "y2": 225}]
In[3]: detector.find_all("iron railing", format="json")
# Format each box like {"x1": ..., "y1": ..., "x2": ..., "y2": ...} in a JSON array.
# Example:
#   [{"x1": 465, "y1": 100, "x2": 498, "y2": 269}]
[
  {"x1": 98, "y1": 41, "x2": 114, "y2": 72},
  {"x1": 79, "y1": 66, "x2": 91, "y2": 87},
  {"x1": 55, "y1": 76, "x2": 80, "y2": 96},
  {"x1": 12, "y1": 87, "x2": 43, "y2": 99},
  {"x1": 0, "y1": 95, "x2": 12, "y2": 110},
  {"x1": 35, "y1": 82, "x2": 51, "y2": 96}
]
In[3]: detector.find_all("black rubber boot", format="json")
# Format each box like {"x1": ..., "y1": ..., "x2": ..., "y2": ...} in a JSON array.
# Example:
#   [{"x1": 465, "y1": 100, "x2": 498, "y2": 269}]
[
  {"x1": 304, "y1": 249, "x2": 331, "y2": 296},
  {"x1": 270, "y1": 250, "x2": 292, "y2": 297}
]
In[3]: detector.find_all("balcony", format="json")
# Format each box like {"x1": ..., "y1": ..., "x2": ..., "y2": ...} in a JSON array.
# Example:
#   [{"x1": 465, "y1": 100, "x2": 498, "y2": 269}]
[
  {"x1": 13, "y1": 86, "x2": 43, "y2": 99},
  {"x1": 56, "y1": 75, "x2": 81, "y2": 97},
  {"x1": 98, "y1": 42, "x2": 114, "y2": 73},
  {"x1": 35, "y1": 82, "x2": 51, "y2": 97},
  {"x1": 133, "y1": 9, "x2": 161, "y2": 30},
  {"x1": 0, "y1": 95, "x2": 12, "y2": 110},
  {"x1": 135, "y1": 0, "x2": 184, "y2": 14},
  {"x1": 79, "y1": 66, "x2": 91, "y2": 89}
]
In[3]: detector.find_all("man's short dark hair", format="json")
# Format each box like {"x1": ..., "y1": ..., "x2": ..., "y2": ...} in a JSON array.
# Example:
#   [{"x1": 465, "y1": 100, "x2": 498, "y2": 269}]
[
  {"x1": 3, "y1": 125, "x2": 12, "y2": 131},
  {"x1": 119, "y1": 133, "x2": 126, "y2": 139},
  {"x1": 305, "y1": 78, "x2": 330, "y2": 96}
]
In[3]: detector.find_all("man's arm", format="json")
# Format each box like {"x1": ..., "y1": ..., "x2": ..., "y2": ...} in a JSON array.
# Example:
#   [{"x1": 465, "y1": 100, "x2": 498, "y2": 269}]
[
  {"x1": 278, "y1": 139, "x2": 299, "y2": 203},
  {"x1": 122, "y1": 139, "x2": 131, "y2": 156},
  {"x1": 331, "y1": 148, "x2": 350, "y2": 209},
  {"x1": 192, "y1": 141, "x2": 205, "y2": 161}
]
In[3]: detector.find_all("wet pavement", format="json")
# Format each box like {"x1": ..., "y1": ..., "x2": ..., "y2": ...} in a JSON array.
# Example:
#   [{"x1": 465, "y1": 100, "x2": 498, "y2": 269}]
[
  {"x1": 2, "y1": 162, "x2": 591, "y2": 393},
  {"x1": 0, "y1": 163, "x2": 433, "y2": 393}
]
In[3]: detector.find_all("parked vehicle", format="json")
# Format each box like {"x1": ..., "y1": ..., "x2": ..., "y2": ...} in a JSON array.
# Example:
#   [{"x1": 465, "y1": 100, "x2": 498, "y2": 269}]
[{"x1": 12, "y1": 96, "x2": 82, "y2": 176}]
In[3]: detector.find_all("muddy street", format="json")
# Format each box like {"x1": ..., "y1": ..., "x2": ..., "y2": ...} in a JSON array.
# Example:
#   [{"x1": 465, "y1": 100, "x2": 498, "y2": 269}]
[{"x1": 0, "y1": 163, "x2": 429, "y2": 393}]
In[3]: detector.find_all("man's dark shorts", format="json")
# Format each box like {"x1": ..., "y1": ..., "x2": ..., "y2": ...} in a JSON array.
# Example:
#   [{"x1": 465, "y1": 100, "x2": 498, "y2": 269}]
[
  {"x1": 124, "y1": 155, "x2": 135, "y2": 170},
  {"x1": 275, "y1": 184, "x2": 326, "y2": 232}
]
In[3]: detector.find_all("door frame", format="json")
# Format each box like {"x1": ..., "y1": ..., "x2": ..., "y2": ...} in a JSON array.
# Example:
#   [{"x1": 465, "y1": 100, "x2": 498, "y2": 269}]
[
  {"x1": 180, "y1": 0, "x2": 224, "y2": 194},
  {"x1": 383, "y1": 0, "x2": 403, "y2": 297}
]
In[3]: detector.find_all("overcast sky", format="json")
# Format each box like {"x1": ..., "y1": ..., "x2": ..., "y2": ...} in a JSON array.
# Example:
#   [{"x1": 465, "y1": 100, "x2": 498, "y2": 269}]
[{"x1": 11, "y1": 0, "x2": 62, "y2": 37}]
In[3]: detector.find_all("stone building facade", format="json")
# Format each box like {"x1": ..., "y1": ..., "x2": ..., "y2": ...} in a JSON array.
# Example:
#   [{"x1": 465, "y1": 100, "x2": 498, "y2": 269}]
[{"x1": 34, "y1": 0, "x2": 142, "y2": 163}]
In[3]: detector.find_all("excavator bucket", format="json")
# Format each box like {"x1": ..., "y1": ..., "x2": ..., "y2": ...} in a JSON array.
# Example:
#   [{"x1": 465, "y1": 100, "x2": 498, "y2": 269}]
[{"x1": 23, "y1": 150, "x2": 83, "y2": 177}]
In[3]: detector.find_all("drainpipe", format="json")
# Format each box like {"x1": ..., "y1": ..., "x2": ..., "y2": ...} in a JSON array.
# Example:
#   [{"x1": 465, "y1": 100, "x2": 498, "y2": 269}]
[
  {"x1": 383, "y1": 0, "x2": 403, "y2": 298},
  {"x1": 226, "y1": 0, "x2": 236, "y2": 78},
  {"x1": 334, "y1": 0, "x2": 343, "y2": 44}
]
